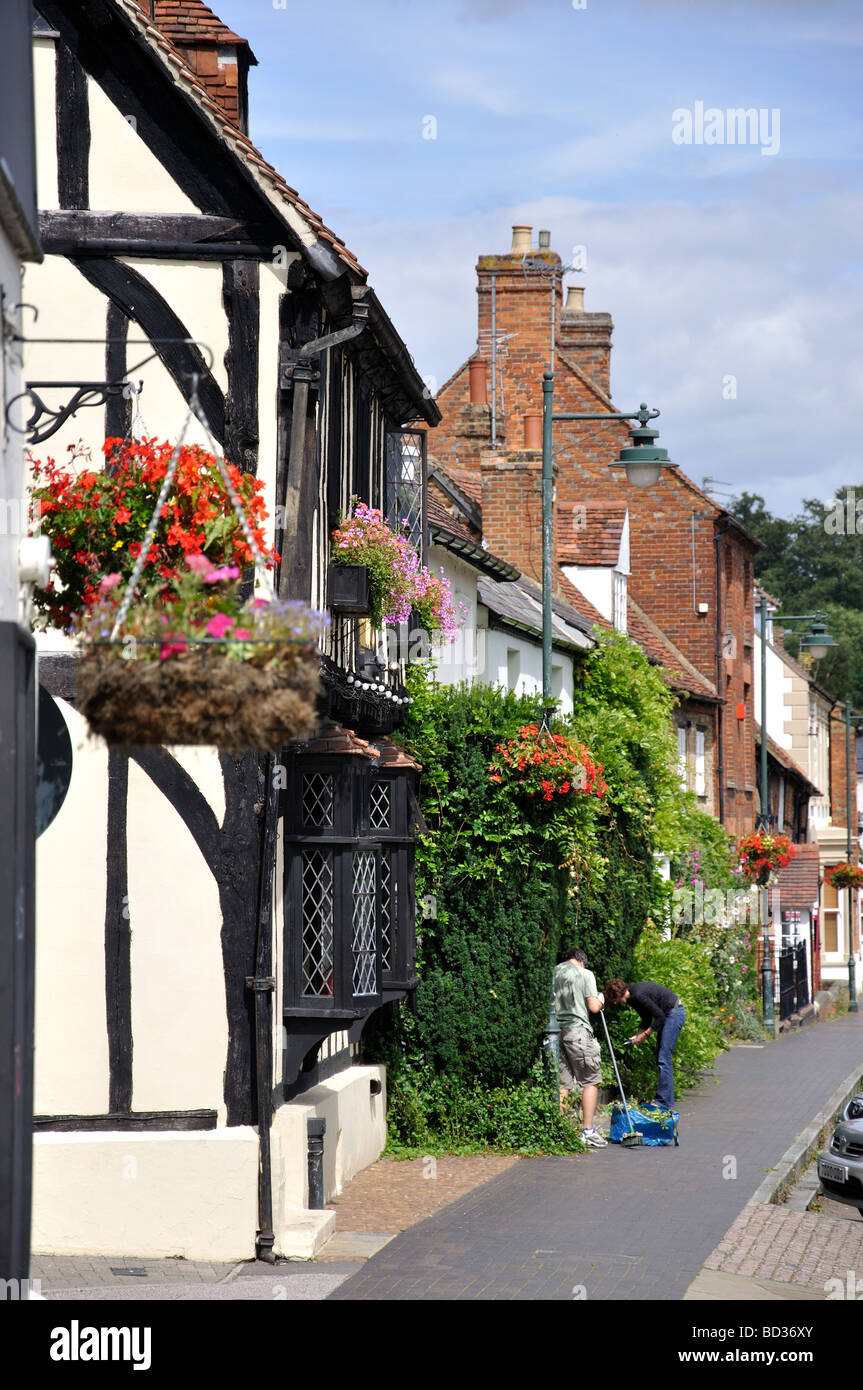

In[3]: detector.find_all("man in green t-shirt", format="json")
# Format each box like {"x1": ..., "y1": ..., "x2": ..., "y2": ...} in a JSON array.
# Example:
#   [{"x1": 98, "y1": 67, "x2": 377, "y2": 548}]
[{"x1": 552, "y1": 947, "x2": 607, "y2": 1148}]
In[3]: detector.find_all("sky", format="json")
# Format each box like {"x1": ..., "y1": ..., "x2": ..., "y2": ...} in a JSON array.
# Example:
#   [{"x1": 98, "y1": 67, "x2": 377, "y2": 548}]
[{"x1": 214, "y1": 0, "x2": 862, "y2": 518}]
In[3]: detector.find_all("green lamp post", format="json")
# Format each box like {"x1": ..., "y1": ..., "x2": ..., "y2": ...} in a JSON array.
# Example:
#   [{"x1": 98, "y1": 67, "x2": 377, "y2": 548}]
[{"x1": 540, "y1": 371, "x2": 677, "y2": 705}]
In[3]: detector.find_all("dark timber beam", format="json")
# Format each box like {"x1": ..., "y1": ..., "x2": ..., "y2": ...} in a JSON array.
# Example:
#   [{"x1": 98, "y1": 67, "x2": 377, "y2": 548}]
[
  {"x1": 71, "y1": 256, "x2": 226, "y2": 443},
  {"x1": 55, "y1": 40, "x2": 89, "y2": 209},
  {"x1": 104, "y1": 300, "x2": 131, "y2": 445},
  {"x1": 40, "y1": 211, "x2": 266, "y2": 243},
  {"x1": 222, "y1": 261, "x2": 259, "y2": 473}
]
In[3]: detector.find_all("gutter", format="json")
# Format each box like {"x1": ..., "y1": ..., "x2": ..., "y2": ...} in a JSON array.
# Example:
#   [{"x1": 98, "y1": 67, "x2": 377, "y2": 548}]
[{"x1": 428, "y1": 526, "x2": 519, "y2": 583}]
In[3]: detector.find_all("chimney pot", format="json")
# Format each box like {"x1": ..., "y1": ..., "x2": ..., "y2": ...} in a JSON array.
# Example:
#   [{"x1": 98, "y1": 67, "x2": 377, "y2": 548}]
[
  {"x1": 523, "y1": 412, "x2": 542, "y2": 450},
  {"x1": 538, "y1": 229, "x2": 551, "y2": 250},
  {"x1": 564, "y1": 285, "x2": 585, "y2": 314},
  {"x1": 510, "y1": 225, "x2": 532, "y2": 255},
  {"x1": 468, "y1": 358, "x2": 488, "y2": 405}
]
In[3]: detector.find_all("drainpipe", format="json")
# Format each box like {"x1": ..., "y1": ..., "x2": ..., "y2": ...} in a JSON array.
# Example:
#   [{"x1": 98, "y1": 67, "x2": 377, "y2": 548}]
[{"x1": 248, "y1": 751, "x2": 281, "y2": 1262}]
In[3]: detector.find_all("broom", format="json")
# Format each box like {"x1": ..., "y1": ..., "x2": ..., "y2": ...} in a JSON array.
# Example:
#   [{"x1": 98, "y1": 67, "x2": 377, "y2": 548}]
[{"x1": 599, "y1": 1008, "x2": 645, "y2": 1148}]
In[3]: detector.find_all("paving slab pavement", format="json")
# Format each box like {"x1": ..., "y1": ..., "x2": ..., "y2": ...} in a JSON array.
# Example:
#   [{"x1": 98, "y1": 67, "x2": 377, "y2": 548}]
[
  {"x1": 30, "y1": 1254, "x2": 362, "y2": 1302},
  {"x1": 327, "y1": 1015, "x2": 863, "y2": 1301}
]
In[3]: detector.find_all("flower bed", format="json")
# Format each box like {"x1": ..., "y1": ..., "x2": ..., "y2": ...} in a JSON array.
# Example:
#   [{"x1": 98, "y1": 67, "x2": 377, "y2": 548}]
[
  {"x1": 30, "y1": 437, "x2": 275, "y2": 629},
  {"x1": 76, "y1": 558, "x2": 325, "y2": 750}
]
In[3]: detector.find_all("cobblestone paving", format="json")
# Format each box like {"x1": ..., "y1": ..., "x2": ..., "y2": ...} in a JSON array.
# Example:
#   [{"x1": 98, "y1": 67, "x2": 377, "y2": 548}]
[
  {"x1": 703, "y1": 1201, "x2": 863, "y2": 1290},
  {"x1": 328, "y1": 1016, "x2": 863, "y2": 1301},
  {"x1": 327, "y1": 1154, "x2": 521, "y2": 1233}
]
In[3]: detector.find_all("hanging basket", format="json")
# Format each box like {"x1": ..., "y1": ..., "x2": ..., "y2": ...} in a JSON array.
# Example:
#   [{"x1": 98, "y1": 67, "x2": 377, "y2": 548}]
[
  {"x1": 68, "y1": 377, "x2": 327, "y2": 752},
  {"x1": 76, "y1": 642, "x2": 322, "y2": 751}
]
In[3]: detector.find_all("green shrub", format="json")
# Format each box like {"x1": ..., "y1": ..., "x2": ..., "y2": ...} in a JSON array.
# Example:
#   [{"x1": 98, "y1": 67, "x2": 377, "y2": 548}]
[
  {"x1": 385, "y1": 1060, "x2": 585, "y2": 1156},
  {"x1": 605, "y1": 922, "x2": 726, "y2": 1101}
]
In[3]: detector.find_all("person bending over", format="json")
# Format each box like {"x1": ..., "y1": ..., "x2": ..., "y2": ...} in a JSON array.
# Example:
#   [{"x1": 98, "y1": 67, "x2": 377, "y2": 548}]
[{"x1": 604, "y1": 978, "x2": 686, "y2": 1109}]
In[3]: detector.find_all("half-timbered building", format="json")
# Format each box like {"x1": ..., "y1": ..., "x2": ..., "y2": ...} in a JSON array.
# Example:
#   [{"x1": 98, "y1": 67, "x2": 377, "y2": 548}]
[{"x1": 25, "y1": 0, "x2": 438, "y2": 1260}]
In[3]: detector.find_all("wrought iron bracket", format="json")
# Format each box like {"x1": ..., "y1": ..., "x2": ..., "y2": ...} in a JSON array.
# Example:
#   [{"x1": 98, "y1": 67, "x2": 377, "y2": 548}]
[{"x1": 3, "y1": 333, "x2": 214, "y2": 444}]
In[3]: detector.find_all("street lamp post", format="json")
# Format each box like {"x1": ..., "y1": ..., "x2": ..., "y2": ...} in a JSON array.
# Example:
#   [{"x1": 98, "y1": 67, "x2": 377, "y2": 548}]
[{"x1": 540, "y1": 370, "x2": 677, "y2": 703}]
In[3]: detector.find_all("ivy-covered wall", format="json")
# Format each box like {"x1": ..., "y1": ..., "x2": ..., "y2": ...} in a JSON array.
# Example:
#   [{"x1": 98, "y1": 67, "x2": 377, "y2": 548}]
[{"x1": 364, "y1": 630, "x2": 746, "y2": 1151}]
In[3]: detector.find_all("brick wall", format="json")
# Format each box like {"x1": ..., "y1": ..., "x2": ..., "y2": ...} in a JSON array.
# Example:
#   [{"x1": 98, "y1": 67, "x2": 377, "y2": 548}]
[
  {"x1": 480, "y1": 449, "x2": 552, "y2": 585},
  {"x1": 431, "y1": 226, "x2": 760, "y2": 835}
]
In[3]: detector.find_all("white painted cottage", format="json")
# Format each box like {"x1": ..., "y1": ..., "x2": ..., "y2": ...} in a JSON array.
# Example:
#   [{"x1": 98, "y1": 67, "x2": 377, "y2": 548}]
[{"x1": 25, "y1": 0, "x2": 438, "y2": 1261}]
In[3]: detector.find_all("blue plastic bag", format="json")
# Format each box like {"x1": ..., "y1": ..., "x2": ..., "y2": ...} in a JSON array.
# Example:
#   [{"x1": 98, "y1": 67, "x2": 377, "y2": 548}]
[{"x1": 609, "y1": 1101, "x2": 679, "y2": 1146}]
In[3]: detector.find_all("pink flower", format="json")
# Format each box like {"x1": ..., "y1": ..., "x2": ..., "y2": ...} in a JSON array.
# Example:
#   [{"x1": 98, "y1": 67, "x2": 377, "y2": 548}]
[
  {"x1": 206, "y1": 613, "x2": 235, "y2": 638},
  {"x1": 204, "y1": 565, "x2": 240, "y2": 583},
  {"x1": 160, "y1": 636, "x2": 187, "y2": 660},
  {"x1": 99, "y1": 573, "x2": 122, "y2": 592},
  {"x1": 234, "y1": 628, "x2": 251, "y2": 640},
  {"x1": 185, "y1": 553, "x2": 215, "y2": 576}
]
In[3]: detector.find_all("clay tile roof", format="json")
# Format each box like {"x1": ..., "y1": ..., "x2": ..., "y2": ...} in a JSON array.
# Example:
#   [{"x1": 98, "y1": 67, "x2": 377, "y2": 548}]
[
  {"x1": 558, "y1": 501, "x2": 626, "y2": 566},
  {"x1": 118, "y1": 0, "x2": 367, "y2": 276},
  {"x1": 626, "y1": 597, "x2": 718, "y2": 701},
  {"x1": 376, "y1": 738, "x2": 421, "y2": 772},
  {"x1": 298, "y1": 719, "x2": 381, "y2": 759},
  {"x1": 774, "y1": 844, "x2": 821, "y2": 910},
  {"x1": 427, "y1": 491, "x2": 476, "y2": 544},
  {"x1": 444, "y1": 466, "x2": 482, "y2": 506}
]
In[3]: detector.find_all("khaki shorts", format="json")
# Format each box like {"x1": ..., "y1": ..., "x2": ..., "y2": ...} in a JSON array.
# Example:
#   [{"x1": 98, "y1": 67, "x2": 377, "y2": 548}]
[{"x1": 559, "y1": 1025, "x2": 602, "y2": 1089}]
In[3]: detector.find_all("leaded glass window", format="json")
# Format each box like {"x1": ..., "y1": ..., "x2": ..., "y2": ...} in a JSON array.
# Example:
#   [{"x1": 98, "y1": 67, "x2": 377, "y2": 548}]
[
  {"x1": 301, "y1": 850, "x2": 334, "y2": 997},
  {"x1": 352, "y1": 850, "x2": 377, "y2": 996}
]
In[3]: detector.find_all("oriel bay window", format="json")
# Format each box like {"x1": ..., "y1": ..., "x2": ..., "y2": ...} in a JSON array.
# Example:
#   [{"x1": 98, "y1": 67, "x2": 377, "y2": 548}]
[{"x1": 281, "y1": 730, "x2": 419, "y2": 1086}]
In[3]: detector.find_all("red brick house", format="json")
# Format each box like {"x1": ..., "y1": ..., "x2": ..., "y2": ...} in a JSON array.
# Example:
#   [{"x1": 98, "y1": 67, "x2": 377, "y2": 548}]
[{"x1": 429, "y1": 224, "x2": 761, "y2": 837}]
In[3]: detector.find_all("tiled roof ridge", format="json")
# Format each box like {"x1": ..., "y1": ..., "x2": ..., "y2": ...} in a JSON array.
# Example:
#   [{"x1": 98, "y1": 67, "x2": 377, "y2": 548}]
[
  {"x1": 134, "y1": 0, "x2": 254, "y2": 52},
  {"x1": 115, "y1": 0, "x2": 367, "y2": 276}
]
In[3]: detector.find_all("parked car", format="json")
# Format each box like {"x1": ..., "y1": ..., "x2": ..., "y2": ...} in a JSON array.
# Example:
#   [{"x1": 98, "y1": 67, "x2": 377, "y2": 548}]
[{"x1": 817, "y1": 1094, "x2": 863, "y2": 1218}]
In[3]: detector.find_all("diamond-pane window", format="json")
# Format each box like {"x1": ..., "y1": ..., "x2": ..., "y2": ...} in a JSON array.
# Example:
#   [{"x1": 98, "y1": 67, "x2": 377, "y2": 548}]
[
  {"x1": 302, "y1": 851, "x2": 334, "y2": 997},
  {"x1": 386, "y1": 430, "x2": 425, "y2": 558},
  {"x1": 303, "y1": 773, "x2": 333, "y2": 828},
  {"x1": 352, "y1": 850, "x2": 377, "y2": 996},
  {"x1": 380, "y1": 850, "x2": 392, "y2": 971},
  {"x1": 370, "y1": 781, "x2": 390, "y2": 830}
]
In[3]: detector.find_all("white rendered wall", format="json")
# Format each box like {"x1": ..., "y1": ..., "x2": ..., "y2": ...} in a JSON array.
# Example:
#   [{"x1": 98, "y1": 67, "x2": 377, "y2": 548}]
[
  {"x1": 32, "y1": 38, "x2": 58, "y2": 210},
  {"x1": 126, "y1": 755, "x2": 228, "y2": 1115},
  {"x1": 34, "y1": 697, "x2": 110, "y2": 1116},
  {"x1": 481, "y1": 624, "x2": 574, "y2": 717},
  {"x1": 32, "y1": 1129, "x2": 258, "y2": 1261},
  {"x1": 426, "y1": 547, "x2": 480, "y2": 686},
  {"x1": 86, "y1": 75, "x2": 199, "y2": 215},
  {"x1": 563, "y1": 564, "x2": 613, "y2": 622},
  {"x1": 752, "y1": 631, "x2": 793, "y2": 750}
]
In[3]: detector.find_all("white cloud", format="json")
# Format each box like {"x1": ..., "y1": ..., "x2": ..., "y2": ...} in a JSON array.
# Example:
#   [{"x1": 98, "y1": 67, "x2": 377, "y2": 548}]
[{"x1": 351, "y1": 187, "x2": 863, "y2": 518}]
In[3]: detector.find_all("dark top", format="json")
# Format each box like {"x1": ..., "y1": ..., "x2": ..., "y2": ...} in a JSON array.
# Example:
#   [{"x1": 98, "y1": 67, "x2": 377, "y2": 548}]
[{"x1": 628, "y1": 981, "x2": 680, "y2": 1031}]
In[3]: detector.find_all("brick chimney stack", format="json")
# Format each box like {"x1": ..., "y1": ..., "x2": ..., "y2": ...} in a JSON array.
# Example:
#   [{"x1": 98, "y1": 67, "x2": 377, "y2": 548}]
[
  {"x1": 479, "y1": 446, "x2": 557, "y2": 587},
  {"x1": 133, "y1": 0, "x2": 258, "y2": 133},
  {"x1": 476, "y1": 225, "x2": 563, "y2": 443},
  {"x1": 558, "y1": 283, "x2": 614, "y2": 396}
]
